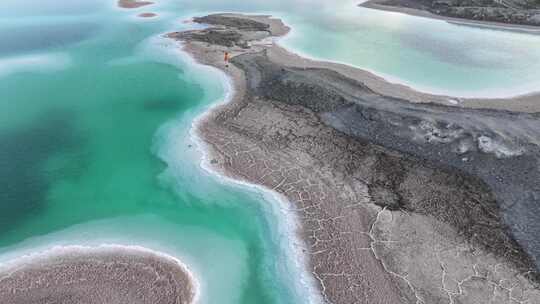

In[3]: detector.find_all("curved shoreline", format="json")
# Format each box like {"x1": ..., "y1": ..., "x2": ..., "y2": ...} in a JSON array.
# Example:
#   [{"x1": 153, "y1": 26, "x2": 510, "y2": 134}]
[
  {"x1": 277, "y1": 31, "x2": 540, "y2": 102},
  {"x1": 275, "y1": 30, "x2": 540, "y2": 113},
  {"x1": 0, "y1": 244, "x2": 199, "y2": 304},
  {"x1": 182, "y1": 40, "x2": 324, "y2": 304},
  {"x1": 141, "y1": 30, "x2": 323, "y2": 303},
  {"x1": 169, "y1": 13, "x2": 540, "y2": 304}
]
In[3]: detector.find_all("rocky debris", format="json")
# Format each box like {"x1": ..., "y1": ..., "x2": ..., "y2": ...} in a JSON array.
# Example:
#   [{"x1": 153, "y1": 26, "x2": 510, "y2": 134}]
[
  {"x1": 441, "y1": 6, "x2": 540, "y2": 25},
  {"x1": 370, "y1": 0, "x2": 540, "y2": 26},
  {"x1": 193, "y1": 14, "x2": 271, "y2": 32},
  {"x1": 167, "y1": 15, "x2": 273, "y2": 49},
  {"x1": 168, "y1": 29, "x2": 245, "y2": 48}
]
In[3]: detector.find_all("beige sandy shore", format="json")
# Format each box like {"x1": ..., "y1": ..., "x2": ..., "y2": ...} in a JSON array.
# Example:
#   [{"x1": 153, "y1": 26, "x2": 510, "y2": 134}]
[
  {"x1": 118, "y1": 0, "x2": 154, "y2": 9},
  {"x1": 0, "y1": 245, "x2": 195, "y2": 304},
  {"x1": 171, "y1": 13, "x2": 540, "y2": 304}
]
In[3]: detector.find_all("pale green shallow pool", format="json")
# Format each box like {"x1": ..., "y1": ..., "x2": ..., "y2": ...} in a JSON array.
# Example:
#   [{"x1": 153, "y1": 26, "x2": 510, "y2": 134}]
[{"x1": 0, "y1": 0, "x2": 539, "y2": 303}]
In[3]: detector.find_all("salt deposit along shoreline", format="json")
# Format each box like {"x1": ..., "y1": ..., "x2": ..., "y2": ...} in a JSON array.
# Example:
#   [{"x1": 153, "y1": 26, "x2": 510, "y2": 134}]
[
  {"x1": 274, "y1": 25, "x2": 540, "y2": 113},
  {"x1": 0, "y1": 20, "x2": 322, "y2": 304},
  {"x1": 147, "y1": 30, "x2": 325, "y2": 303},
  {"x1": 0, "y1": 244, "x2": 199, "y2": 304},
  {"x1": 359, "y1": 0, "x2": 540, "y2": 33},
  {"x1": 169, "y1": 13, "x2": 540, "y2": 304},
  {"x1": 182, "y1": 39, "x2": 325, "y2": 304}
]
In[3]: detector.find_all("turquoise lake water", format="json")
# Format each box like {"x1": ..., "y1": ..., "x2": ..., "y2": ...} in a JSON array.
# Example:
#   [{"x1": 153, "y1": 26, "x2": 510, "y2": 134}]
[{"x1": 1, "y1": 0, "x2": 539, "y2": 303}]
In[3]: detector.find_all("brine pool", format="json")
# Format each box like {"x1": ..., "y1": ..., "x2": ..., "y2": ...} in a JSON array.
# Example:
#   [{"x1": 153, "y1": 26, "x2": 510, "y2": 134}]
[{"x1": 1, "y1": 0, "x2": 539, "y2": 303}]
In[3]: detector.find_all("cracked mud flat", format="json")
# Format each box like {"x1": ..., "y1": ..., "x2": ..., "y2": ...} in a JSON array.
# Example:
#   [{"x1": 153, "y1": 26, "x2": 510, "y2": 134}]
[
  {"x1": 169, "y1": 14, "x2": 540, "y2": 303},
  {"x1": 0, "y1": 246, "x2": 195, "y2": 304}
]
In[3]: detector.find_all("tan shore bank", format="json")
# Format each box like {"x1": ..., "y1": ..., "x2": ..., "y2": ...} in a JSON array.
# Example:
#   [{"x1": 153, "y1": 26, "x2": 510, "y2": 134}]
[
  {"x1": 169, "y1": 13, "x2": 540, "y2": 304},
  {"x1": 0, "y1": 245, "x2": 195, "y2": 304},
  {"x1": 118, "y1": 0, "x2": 154, "y2": 9}
]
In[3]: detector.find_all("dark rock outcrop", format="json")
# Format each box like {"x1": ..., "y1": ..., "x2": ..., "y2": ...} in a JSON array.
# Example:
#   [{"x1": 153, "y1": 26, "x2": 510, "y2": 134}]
[
  {"x1": 367, "y1": 0, "x2": 540, "y2": 26},
  {"x1": 193, "y1": 14, "x2": 271, "y2": 32}
]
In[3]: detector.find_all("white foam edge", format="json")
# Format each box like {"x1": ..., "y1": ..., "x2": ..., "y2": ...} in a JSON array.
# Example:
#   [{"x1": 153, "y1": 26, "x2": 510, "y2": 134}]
[
  {"x1": 172, "y1": 39, "x2": 324, "y2": 304},
  {"x1": 276, "y1": 13, "x2": 540, "y2": 100}
]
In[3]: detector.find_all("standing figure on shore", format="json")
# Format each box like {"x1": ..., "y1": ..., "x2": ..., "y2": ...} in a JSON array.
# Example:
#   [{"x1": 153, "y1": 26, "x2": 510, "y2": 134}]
[{"x1": 224, "y1": 51, "x2": 230, "y2": 67}]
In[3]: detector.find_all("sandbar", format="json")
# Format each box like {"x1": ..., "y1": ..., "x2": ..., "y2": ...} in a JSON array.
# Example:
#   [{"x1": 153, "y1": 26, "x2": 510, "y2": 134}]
[{"x1": 0, "y1": 245, "x2": 195, "y2": 304}]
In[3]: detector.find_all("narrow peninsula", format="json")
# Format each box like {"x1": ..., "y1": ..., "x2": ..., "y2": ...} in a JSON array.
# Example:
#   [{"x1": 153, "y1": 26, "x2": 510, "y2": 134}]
[{"x1": 168, "y1": 13, "x2": 540, "y2": 304}]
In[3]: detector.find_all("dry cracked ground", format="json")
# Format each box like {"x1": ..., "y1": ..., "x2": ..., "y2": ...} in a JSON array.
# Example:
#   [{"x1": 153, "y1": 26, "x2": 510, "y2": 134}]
[
  {"x1": 200, "y1": 88, "x2": 540, "y2": 304},
  {"x1": 0, "y1": 247, "x2": 194, "y2": 304},
  {"x1": 177, "y1": 14, "x2": 540, "y2": 304}
]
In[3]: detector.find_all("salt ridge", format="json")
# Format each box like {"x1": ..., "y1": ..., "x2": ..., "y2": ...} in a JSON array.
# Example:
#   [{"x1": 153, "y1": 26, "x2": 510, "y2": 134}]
[{"x1": 172, "y1": 34, "x2": 325, "y2": 304}]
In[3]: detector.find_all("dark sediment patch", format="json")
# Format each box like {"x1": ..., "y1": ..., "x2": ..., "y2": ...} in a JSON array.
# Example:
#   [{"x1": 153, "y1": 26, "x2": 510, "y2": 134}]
[
  {"x1": 168, "y1": 14, "x2": 271, "y2": 48},
  {"x1": 233, "y1": 51, "x2": 540, "y2": 274},
  {"x1": 193, "y1": 14, "x2": 271, "y2": 32},
  {"x1": 168, "y1": 29, "x2": 246, "y2": 48},
  {"x1": 0, "y1": 246, "x2": 194, "y2": 304},
  {"x1": 0, "y1": 110, "x2": 83, "y2": 239}
]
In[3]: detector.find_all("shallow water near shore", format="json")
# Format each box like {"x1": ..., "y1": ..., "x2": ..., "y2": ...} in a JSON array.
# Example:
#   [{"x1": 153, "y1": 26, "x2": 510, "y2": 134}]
[
  {"x1": 1, "y1": 0, "x2": 539, "y2": 303},
  {"x1": 0, "y1": 2, "x2": 307, "y2": 303}
]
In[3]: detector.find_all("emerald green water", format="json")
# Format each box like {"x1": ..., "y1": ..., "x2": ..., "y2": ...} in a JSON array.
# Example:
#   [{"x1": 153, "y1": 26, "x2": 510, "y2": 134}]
[
  {"x1": 0, "y1": 2, "x2": 312, "y2": 303},
  {"x1": 1, "y1": 0, "x2": 539, "y2": 303}
]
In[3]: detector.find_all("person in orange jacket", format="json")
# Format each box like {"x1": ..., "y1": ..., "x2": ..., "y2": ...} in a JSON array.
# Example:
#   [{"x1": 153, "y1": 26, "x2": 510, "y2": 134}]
[{"x1": 224, "y1": 51, "x2": 230, "y2": 67}]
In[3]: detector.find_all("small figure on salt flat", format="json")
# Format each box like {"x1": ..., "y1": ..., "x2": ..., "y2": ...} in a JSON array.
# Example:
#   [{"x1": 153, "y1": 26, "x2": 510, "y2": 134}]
[{"x1": 224, "y1": 51, "x2": 230, "y2": 67}]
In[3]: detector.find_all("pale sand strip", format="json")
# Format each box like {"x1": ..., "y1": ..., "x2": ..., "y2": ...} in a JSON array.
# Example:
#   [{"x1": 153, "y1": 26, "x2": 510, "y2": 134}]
[{"x1": 0, "y1": 245, "x2": 197, "y2": 304}]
